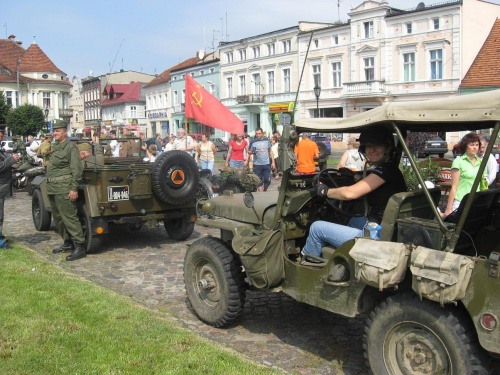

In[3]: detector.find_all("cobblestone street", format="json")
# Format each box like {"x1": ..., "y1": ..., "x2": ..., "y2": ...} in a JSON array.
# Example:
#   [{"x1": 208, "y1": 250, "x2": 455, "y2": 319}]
[{"x1": 5, "y1": 179, "x2": 367, "y2": 375}]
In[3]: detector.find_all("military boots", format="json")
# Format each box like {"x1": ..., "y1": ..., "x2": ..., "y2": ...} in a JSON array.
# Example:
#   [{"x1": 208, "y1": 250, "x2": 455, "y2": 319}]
[
  {"x1": 52, "y1": 240, "x2": 74, "y2": 254},
  {"x1": 66, "y1": 243, "x2": 86, "y2": 262}
]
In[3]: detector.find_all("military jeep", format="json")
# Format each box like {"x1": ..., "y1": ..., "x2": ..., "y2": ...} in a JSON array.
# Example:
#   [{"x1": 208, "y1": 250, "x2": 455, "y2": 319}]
[
  {"x1": 31, "y1": 138, "x2": 199, "y2": 253},
  {"x1": 185, "y1": 91, "x2": 500, "y2": 374}
]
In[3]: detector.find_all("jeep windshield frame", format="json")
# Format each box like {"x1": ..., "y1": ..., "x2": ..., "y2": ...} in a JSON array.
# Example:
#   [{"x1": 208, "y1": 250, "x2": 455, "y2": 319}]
[{"x1": 292, "y1": 90, "x2": 500, "y2": 252}]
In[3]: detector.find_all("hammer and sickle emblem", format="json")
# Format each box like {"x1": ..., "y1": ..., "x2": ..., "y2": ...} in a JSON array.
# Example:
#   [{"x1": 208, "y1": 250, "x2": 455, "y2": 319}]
[{"x1": 191, "y1": 85, "x2": 203, "y2": 108}]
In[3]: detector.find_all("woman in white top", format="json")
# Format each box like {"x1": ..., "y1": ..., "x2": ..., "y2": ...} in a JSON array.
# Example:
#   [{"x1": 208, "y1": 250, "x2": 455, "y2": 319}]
[
  {"x1": 337, "y1": 137, "x2": 365, "y2": 171},
  {"x1": 196, "y1": 132, "x2": 216, "y2": 173},
  {"x1": 147, "y1": 144, "x2": 158, "y2": 162}
]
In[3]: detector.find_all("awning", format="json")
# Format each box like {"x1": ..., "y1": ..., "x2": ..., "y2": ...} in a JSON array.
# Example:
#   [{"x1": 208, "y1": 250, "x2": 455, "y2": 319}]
[{"x1": 83, "y1": 127, "x2": 92, "y2": 132}]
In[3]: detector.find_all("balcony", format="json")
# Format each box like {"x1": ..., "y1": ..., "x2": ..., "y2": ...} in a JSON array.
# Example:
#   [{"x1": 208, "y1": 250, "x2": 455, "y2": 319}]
[
  {"x1": 236, "y1": 94, "x2": 265, "y2": 104},
  {"x1": 59, "y1": 108, "x2": 74, "y2": 118},
  {"x1": 342, "y1": 80, "x2": 386, "y2": 98}
]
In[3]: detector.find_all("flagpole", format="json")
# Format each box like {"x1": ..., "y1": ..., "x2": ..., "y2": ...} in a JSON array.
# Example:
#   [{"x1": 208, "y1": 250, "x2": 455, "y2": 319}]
[{"x1": 184, "y1": 116, "x2": 188, "y2": 150}]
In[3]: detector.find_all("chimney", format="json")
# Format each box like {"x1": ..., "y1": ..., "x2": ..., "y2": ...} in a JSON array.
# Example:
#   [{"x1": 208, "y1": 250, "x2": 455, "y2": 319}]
[{"x1": 8, "y1": 34, "x2": 15, "y2": 40}]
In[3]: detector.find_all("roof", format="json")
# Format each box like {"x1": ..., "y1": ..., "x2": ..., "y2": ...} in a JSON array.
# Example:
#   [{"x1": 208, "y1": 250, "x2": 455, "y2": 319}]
[
  {"x1": 460, "y1": 18, "x2": 500, "y2": 88},
  {"x1": 101, "y1": 82, "x2": 142, "y2": 106},
  {"x1": 144, "y1": 56, "x2": 201, "y2": 88},
  {"x1": 19, "y1": 42, "x2": 63, "y2": 73},
  {"x1": 295, "y1": 90, "x2": 500, "y2": 133},
  {"x1": 0, "y1": 38, "x2": 25, "y2": 73}
]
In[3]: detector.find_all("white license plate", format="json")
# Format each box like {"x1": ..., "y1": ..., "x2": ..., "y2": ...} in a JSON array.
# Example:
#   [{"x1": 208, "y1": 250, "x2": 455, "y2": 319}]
[
  {"x1": 107, "y1": 186, "x2": 129, "y2": 201},
  {"x1": 431, "y1": 143, "x2": 441, "y2": 146}
]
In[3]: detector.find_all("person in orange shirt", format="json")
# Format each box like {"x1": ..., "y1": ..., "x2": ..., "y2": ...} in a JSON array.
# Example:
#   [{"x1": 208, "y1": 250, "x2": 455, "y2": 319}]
[{"x1": 294, "y1": 133, "x2": 320, "y2": 174}]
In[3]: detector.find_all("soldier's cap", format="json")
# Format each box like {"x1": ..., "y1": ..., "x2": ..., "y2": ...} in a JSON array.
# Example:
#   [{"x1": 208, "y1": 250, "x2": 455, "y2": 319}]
[
  {"x1": 52, "y1": 119, "x2": 68, "y2": 129},
  {"x1": 77, "y1": 143, "x2": 92, "y2": 152},
  {"x1": 45, "y1": 133, "x2": 53, "y2": 138}
]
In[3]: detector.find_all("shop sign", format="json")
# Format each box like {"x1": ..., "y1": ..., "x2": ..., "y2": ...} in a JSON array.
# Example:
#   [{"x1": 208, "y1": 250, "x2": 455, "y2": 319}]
[
  {"x1": 148, "y1": 111, "x2": 168, "y2": 119},
  {"x1": 269, "y1": 103, "x2": 289, "y2": 112},
  {"x1": 126, "y1": 118, "x2": 138, "y2": 125}
]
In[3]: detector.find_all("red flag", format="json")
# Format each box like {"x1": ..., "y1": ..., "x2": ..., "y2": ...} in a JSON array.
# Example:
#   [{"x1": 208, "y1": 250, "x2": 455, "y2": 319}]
[{"x1": 185, "y1": 74, "x2": 244, "y2": 134}]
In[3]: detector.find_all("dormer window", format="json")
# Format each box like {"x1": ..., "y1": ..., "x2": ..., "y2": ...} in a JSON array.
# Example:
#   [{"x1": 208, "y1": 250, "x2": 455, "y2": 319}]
[{"x1": 42, "y1": 74, "x2": 49, "y2": 79}]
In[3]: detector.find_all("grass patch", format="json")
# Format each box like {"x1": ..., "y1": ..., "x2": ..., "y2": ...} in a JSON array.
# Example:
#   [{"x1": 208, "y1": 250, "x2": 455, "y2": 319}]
[{"x1": 0, "y1": 244, "x2": 277, "y2": 374}]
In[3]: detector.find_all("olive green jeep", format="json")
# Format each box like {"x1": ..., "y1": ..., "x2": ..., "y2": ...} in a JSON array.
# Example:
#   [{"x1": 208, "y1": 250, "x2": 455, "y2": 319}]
[
  {"x1": 31, "y1": 138, "x2": 199, "y2": 253},
  {"x1": 185, "y1": 91, "x2": 500, "y2": 374}
]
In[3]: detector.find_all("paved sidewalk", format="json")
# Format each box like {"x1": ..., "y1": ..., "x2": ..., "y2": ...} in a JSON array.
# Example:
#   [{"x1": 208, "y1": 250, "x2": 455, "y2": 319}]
[{"x1": 4, "y1": 179, "x2": 367, "y2": 375}]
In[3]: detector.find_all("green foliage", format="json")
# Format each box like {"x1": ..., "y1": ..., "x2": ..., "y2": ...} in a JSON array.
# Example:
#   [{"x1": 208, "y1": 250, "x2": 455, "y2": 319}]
[
  {"x1": 7, "y1": 104, "x2": 45, "y2": 136},
  {"x1": 0, "y1": 91, "x2": 11, "y2": 124},
  {"x1": 406, "y1": 131, "x2": 432, "y2": 156},
  {"x1": 400, "y1": 158, "x2": 441, "y2": 191},
  {"x1": 219, "y1": 168, "x2": 260, "y2": 192}
]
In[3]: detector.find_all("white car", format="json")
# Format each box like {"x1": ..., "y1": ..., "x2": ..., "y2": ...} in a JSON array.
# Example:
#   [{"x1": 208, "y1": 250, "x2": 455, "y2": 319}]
[{"x1": 1, "y1": 140, "x2": 14, "y2": 153}]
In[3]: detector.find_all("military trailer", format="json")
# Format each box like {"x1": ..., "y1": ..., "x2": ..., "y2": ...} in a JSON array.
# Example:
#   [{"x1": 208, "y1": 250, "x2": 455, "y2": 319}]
[
  {"x1": 31, "y1": 138, "x2": 199, "y2": 253},
  {"x1": 185, "y1": 91, "x2": 500, "y2": 374}
]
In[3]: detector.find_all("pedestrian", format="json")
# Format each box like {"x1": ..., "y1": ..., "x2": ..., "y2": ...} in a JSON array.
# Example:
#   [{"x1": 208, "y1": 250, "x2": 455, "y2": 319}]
[
  {"x1": 109, "y1": 130, "x2": 120, "y2": 157},
  {"x1": 197, "y1": 132, "x2": 216, "y2": 173},
  {"x1": 173, "y1": 128, "x2": 195, "y2": 153},
  {"x1": 147, "y1": 144, "x2": 158, "y2": 162},
  {"x1": 37, "y1": 133, "x2": 53, "y2": 167},
  {"x1": 337, "y1": 137, "x2": 365, "y2": 171},
  {"x1": 0, "y1": 127, "x2": 20, "y2": 238},
  {"x1": 249, "y1": 127, "x2": 275, "y2": 192},
  {"x1": 226, "y1": 133, "x2": 249, "y2": 168},
  {"x1": 48, "y1": 119, "x2": 86, "y2": 261},
  {"x1": 294, "y1": 133, "x2": 319, "y2": 174},
  {"x1": 155, "y1": 133, "x2": 163, "y2": 155},
  {"x1": 191, "y1": 136, "x2": 199, "y2": 164},
  {"x1": 271, "y1": 136, "x2": 280, "y2": 179},
  {"x1": 139, "y1": 132, "x2": 148, "y2": 158},
  {"x1": 478, "y1": 136, "x2": 498, "y2": 188},
  {"x1": 92, "y1": 132, "x2": 105, "y2": 166},
  {"x1": 164, "y1": 136, "x2": 175, "y2": 152},
  {"x1": 442, "y1": 132, "x2": 483, "y2": 218}
]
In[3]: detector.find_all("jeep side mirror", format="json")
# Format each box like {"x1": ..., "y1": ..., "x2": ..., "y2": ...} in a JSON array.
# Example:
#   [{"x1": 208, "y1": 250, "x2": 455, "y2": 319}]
[{"x1": 243, "y1": 191, "x2": 254, "y2": 208}]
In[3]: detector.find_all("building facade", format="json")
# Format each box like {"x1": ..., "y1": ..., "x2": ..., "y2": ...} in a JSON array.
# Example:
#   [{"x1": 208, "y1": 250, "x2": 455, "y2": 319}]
[
  {"x1": 69, "y1": 76, "x2": 84, "y2": 133},
  {"x1": 0, "y1": 35, "x2": 71, "y2": 132}
]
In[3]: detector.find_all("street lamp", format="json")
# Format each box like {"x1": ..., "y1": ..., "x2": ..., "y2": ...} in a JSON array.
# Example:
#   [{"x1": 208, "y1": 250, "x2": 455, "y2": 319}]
[{"x1": 313, "y1": 84, "x2": 321, "y2": 118}]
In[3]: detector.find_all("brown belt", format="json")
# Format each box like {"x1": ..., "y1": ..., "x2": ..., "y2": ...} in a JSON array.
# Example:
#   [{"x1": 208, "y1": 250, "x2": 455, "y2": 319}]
[{"x1": 46, "y1": 174, "x2": 72, "y2": 182}]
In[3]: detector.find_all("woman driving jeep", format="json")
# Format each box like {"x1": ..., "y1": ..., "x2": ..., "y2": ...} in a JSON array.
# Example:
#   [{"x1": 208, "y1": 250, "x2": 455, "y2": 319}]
[{"x1": 301, "y1": 125, "x2": 407, "y2": 260}]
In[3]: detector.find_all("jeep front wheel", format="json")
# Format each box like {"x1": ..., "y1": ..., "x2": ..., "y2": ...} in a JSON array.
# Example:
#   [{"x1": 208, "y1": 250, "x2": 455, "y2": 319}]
[
  {"x1": 184, "y1": 237, "x2": 246, "y2": 328},
  {"x1": 365, "y1": 293, "x2": 488, "y2": 375},
  {"x1": 32, "y1": 189, "x2": 51, "y2": 231},
  {"x1": 79, "y1": 205, "x2": 102, "y2": 254},
  {"x1": 164, "y1": 217, "x2": 194, "y2": 241}
]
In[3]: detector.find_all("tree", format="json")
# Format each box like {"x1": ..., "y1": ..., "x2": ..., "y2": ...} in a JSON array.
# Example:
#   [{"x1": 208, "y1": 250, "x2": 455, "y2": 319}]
[
  {"x1": 406, "y1": 131, "x2": 432, "y2": 157},
  {"x1": 7, "y1": 104, "x2": 45, "y2": 136},
  {"x1": 0, "y1": 91, "x2": 11, "y2": 125}
]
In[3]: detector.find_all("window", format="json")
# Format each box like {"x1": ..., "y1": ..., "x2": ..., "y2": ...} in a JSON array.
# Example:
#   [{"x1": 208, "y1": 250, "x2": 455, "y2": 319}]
[
  {"x1": 209, "y1": 84, "x2": 215, "y2": 95},
  {"x1": 209, "y1": 67, "x2": 215, "y2": 73},
  {"x1": 267, "y1": 71, "x2": 275, "y2": 94},
  {"x1": 182, "y1": 89, "x2": 185, "y2": 104},
  {"x1": 333, "y1": 35, "x2": 339, "y2": 45},
  {"x1": 406, "y1": 22, "x2": 412, "y2": 34},
  {"x1": 430, "y1": 49, "x2": 442, "y2": 79},
  {"x1": 403, "y1": 52, "x2": 415, "y2": 81},
  {"x1": 312, "y1": 64, "x2": 321, "y2": 87},
  {"x1": 199, "y1": 70, "x2": 204, "y2": 75},
  {"x1": 267, "y1": 43, "x2": 275, "y2": 56},
  {"x1": 226, "y1": 52, "x2": 233, "y2": 63},
  {"x1": 130, "y1": 106, "x2": 137, "y2": 118},
  {"x1": 283, "y1": 68, "x2": 291, "y2": 92},
  {"x1": 75, "y1": 113, "x2": 79, "y2": 122},
  {"x1": 42, "y1": 74, "x2": 48, "y2": 79},
  {"x1": 252, "y1": 73, "x2": 261, "y2": 95},
  {"x1": 181, "y1": 74, "x2": 185, "y2": 79},
  {"x1": 313, "y1": 39, "x2": 319, "y2": 48},
  {"x1": 433, "y1": 18, "x2": 440, "y2": 30},
  {"x1": 364, "y1": 21, "x2": 374, "y2": 38},
  {"x1": 152, "y1": 95, "x2": 156, "y2": 108},
  {"x1": 331, "y1": 62, "x2": 341, "y2": 87},
  {"x1": 43, "y1": 92, "x2": 51, "y2": 108},
  {"x1": 239, "y1": 49, "x2": 246, "y2": 61},
  {"x1": 173, "y1": 90, "x2": 178, "y2": 105},
  {"x1": 227, "y1": 77, "x2": 233, "y2": 97},
  {"x1": 364, "y1": 57, "x2": 374, "y2": 81},
  {"x1": 282, "y1": 39, "x2": 291, "y2": 53},
  {"x1": 252, "y1": 46, "x2": 260, "y2": 58},
  {"x1": 164, "y1": 93, "x2": 168, "y2": 106},
  {"x1": 5, "y1": 91, "x2": 12, "y2": 106},
  {"x1": 239, "y1": 75, "x2": 246, "y2": 95}
]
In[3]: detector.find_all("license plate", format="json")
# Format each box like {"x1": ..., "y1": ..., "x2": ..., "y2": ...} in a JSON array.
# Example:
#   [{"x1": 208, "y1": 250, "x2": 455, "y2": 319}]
[
  {"x1": 107, "y1": 185, "x2": 129, "y2": 201},
  {"x1": 431, "y1": 143, "x2": 441, "y2": 146}
]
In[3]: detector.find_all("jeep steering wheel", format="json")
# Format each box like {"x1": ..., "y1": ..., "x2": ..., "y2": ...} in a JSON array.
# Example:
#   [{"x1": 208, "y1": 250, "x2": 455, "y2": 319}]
[{"x1": 313, "y1": 168, "x2": 364, "y2": 218}]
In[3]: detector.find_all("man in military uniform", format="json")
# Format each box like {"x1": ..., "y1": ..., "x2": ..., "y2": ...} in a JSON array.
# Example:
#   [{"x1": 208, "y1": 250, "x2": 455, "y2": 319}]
[
  {"x1": 0, "y1": 127, "x2": 19, "y2": 236},
  {"x1": 47, "y1": 120, "x2": 86, "y2": 261},
  {"x1": 37, "y1": 133, "x2": 53, "y2": 167},
  {"x1": 91, "y1": 132, "x2": 105, "y2": 166},
  {"x1": 78, "y1": 142, "x2": 104, "y2": 168}
]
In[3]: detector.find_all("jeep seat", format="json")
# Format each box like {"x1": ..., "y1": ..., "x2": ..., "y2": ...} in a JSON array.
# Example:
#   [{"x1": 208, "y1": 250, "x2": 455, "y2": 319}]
[{"x1": 379, "y1": 188, "x2": 442, "y2": 242}]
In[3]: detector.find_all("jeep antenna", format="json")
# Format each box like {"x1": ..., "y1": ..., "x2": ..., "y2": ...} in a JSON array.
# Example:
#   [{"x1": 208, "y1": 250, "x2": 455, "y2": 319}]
[{"x1": 292, "y1": 32, "x2": 315, "y2": 126}]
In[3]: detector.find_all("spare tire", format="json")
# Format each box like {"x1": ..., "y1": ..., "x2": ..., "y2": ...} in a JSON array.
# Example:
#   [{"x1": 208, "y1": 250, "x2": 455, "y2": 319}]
[
  {"x1": 152, "y1": 150, "x2": 199, "y2": 205},
  {"x1": 316, "y1": 141, "x2": 329, "y2": 159}
]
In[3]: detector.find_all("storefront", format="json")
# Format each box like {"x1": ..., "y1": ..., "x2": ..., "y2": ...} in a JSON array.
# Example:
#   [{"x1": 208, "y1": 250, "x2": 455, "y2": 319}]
[{"x1": 269, "y1": 102, "x2": 294, "y2": 135}]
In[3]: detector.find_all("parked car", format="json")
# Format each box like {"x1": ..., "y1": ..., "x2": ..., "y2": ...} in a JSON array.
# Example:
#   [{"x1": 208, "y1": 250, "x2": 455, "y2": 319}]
[
  {"x1": 1, "y1": 140, "x2": 14, "y2": 153},
  {"x1": 211, "y1": 138, "x2": 228, "y2": 152},
  {"x1": 310, "y1": 135, "x2": 331, "y2": 154},
  {"x1": 418, "y1": 135, "x2": 448, "y2": 158}
]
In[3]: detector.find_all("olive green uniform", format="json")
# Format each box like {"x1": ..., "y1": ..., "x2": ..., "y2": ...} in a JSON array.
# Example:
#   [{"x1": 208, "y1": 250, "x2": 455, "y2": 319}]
[
  {"x1": 93, "y1": 143, "x2": 105, "y2": 166},
  {"x1": 46, "y1": 139, "x2": 85, "y2": 244},
  {"x1": 82, "y1": 154, "x2": 104, "y2": 168}
]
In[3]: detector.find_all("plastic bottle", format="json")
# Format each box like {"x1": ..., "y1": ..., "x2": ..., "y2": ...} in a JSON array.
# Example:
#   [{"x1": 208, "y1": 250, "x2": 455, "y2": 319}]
[{"x1": 366, "y1": 222, "x2": 382, "y2": 240}]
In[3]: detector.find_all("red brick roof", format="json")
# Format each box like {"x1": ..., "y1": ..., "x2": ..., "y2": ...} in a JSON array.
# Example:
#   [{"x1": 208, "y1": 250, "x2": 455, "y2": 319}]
[
  {"x1": 0, "y1": 38, "x2": 25, "y2": 73},
  {"x1": 144, "y1": 56, "x2": 201, "y2": 88},
  {"x1": 461, "y1": 18, "x2": 500, "y2": 88},
  {"x1": 19, "y1": 42, "x2": 63, "y2": 73},
  {"x1": 101, "y1": 82, "x2": 142, "y2": 106}
]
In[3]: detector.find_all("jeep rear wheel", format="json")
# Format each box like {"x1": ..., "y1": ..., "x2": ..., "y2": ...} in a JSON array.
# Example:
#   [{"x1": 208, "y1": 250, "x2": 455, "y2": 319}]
[
  {"x1": 32, "y1": 189, "x2": 51, "y2": 231},
  {"x1": 184, "y1": 237, "x2": 246, "y2": 328},
  {"x1": 151, "y1": 150, "x2": 199, "y2": 205},
  {"x1": 365, "y1": 293, "x2": 489, "y2": 375},
  {"x1": 79, "y1": 205, "x2": 102, "y2": 254},
  {"x1": 164, "y1": 217, "x2": 194, "y2": 241}
]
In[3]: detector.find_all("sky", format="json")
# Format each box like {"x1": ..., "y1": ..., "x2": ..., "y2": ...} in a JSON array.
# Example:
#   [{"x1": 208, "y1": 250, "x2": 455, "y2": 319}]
[{"x1": 4, "y1": 0, "x2": 500, "y2": 79}]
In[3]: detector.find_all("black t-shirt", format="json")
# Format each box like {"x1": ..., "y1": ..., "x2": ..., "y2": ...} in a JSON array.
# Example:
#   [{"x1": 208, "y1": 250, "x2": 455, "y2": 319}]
[{"x1": 366, "y1": 161, "x2": 407, "y2": 223}]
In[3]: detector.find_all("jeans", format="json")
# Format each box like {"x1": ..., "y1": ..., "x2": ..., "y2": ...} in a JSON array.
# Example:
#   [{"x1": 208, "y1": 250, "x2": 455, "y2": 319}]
[
  {"x1": 302, "y1": 217, "x2": 368, "y2": 257},
  {"x1": 253, "y1": 164, "x2": 271, "y2": 188},
  {"x1": 229, "y1": 159, "x2": 244, "y2": 167},
  {"x1": 200, "y1": 160, "x2": 214, "y2": 174}
]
